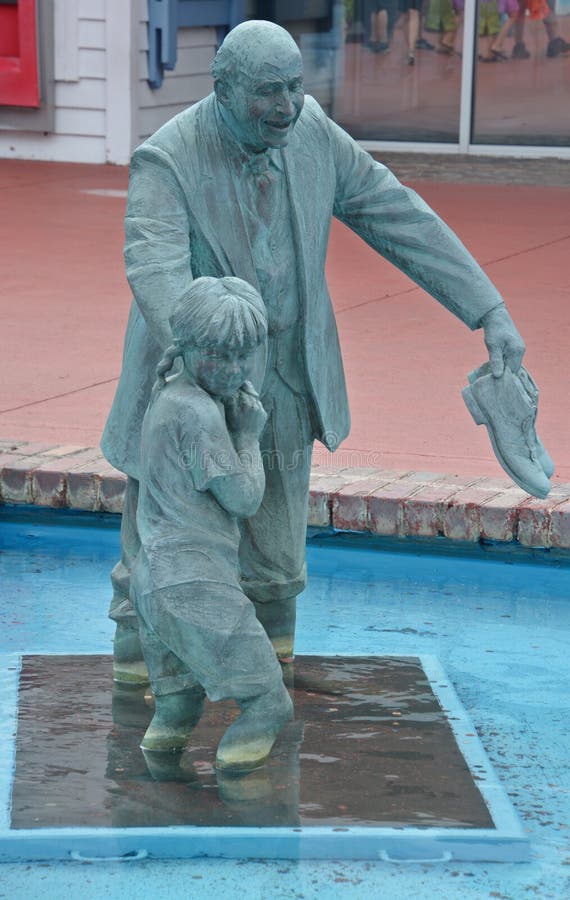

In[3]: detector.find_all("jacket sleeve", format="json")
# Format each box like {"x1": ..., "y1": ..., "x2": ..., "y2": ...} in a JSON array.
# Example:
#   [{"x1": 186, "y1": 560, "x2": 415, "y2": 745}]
[
  {"x1": 327, "y1": 116, "x2": 503, "y2": 330},
  {"x1": 124, "y1": 143, "x2": 194, "y2": 349}
]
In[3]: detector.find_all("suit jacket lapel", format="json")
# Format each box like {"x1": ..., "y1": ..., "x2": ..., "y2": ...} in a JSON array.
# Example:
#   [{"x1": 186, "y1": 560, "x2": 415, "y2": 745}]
[
  {"x1": 181, "y1": 95, "x2": 260, "y2": 292},
  {"x1": 281, "y1": 122, "x2": 319, "y2": 308}
]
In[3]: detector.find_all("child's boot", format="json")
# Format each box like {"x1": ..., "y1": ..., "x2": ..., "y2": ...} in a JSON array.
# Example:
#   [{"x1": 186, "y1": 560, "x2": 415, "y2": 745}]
[
  {"x1": 215, "y1": 681, "x2": 293, "y2": 773},
  {"x1": 141, "y1": 685, "x2": 205, "y2": 751}
]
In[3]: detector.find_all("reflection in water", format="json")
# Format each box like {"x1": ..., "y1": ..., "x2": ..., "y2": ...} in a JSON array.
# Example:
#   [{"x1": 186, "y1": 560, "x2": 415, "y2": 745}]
[{"x1": 12, "y1": 655, "x2": 493, "y2": 831}]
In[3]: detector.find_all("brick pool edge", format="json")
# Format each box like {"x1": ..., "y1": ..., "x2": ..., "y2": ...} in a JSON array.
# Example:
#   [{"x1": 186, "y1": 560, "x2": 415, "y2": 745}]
[{"x1": 1, "y1": 440, "x2": 570, "y2": 549}]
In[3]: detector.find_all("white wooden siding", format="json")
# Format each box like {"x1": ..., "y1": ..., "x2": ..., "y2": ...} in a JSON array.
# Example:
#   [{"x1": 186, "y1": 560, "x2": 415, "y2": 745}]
[
  {"x1": 136, "y1": 45, "x2": 215, "y2": 81},
  {"x1": 54, "y1": 0, "x2": 79, "y2": 82},
  {"x1": 0, "y1": 132, "x2": 106, "y2": 163},
  {"x1": 136, "y1": 23, "x2": 217, "y2": 145},
  {"x1": 139, "y1": 72, "x2": 213, "y2": 111},
  {"x1": 78, "y1": 49, "x2": 106, "y2": 80},
  {"x1": 78, "y1": 18, "x2": 106, "y2": 49},
  {"x1": 0, "y1": 2, "x2": 218, "y2": 163},
  {"x1": 0, "y1": 0, "x2": 107, "y2": 162},
  {"x1": 79, "y1": 0, "x2": 105, "y2": 18},
  {"x1": 54, "y1": 1, "x2": 106, "y2": 148},
  {"x1": 56, "y1": 78, "x2": 106, "y2": 110},
  {"x1": 105, "y1": 1, "x2": 138, "y2": 164},
  {"x1": 55, "y1": 106, "x2": 105, "y2": 135}
]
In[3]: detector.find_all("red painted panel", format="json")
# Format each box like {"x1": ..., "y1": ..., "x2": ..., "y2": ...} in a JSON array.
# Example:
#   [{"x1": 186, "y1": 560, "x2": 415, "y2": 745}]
[
  {"x1": 0, "y1": 0, "x2": 40, "y2": 108},
  {"x1": 0, "y1": 7, "x2": 20, "y2": 56}
]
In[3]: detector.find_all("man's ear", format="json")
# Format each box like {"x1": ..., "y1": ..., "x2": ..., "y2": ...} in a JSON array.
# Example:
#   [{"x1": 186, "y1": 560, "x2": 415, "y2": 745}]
[{"x1": 214, "y1": 80, "x2": 230, "y2": 107}]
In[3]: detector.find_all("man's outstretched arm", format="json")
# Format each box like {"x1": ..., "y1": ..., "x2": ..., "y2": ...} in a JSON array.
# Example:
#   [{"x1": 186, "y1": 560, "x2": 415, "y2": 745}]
[{"x1": 328, "y1": 115, "x2": 525, "y2": 374}]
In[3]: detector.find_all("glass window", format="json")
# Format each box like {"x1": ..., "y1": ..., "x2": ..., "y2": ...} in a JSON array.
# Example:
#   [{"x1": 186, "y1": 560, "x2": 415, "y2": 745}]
[
  {"x1": 258, "y1": 1, "x2": 464, "y2": 142},
  {"x1": 252, "y1": 0, "x2": 569, "y2": 148},
  {"x1": 336, "y1": 0, "x2": 464, "y2": 141},
  {"x1": 472, "y1": 0, "x2": 570, "y2": 146}
]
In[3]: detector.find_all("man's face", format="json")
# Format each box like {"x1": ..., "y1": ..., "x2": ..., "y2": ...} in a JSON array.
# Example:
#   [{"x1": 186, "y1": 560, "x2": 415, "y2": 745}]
[{"x1": 221, "y1": 51, "x2": 304, "y2": 152}]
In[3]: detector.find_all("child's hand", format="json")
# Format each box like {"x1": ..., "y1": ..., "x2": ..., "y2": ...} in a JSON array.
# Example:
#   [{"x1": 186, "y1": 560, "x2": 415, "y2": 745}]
[{"x1": 223, "y1": 382, "x2": 267, "y2": 440}]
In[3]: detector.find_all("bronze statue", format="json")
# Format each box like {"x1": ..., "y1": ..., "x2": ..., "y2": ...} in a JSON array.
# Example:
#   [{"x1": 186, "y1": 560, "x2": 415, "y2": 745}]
[{"x1": 102, "y1": 20, "x2": 529, "y2": 767}]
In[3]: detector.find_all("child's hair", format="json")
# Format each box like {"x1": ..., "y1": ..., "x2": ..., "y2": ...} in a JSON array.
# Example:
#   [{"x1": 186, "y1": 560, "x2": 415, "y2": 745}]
[{"x1": 155, "y1": 276, "x2": 267, "y2": 388}]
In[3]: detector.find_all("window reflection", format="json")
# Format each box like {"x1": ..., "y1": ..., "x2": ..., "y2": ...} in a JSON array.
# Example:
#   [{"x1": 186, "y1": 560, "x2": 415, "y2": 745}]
[
  {"x1": 252, "y1": 1, "x2": 569, "y2": 147},
  {"x1": 473, "y1": 0, "x2": 570, "y2": 145},
  {"x1": 255, "y1": 1, "x2": 463, "y2": 142},
  {"x1": 337, "y1": 0, "x2": 464, "y2": 141}
]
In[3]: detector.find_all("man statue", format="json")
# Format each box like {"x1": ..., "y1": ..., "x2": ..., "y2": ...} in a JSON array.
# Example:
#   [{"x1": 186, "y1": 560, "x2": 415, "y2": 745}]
[{"x1": 101, "y1": 20, "x2": 525, "y2": 686}]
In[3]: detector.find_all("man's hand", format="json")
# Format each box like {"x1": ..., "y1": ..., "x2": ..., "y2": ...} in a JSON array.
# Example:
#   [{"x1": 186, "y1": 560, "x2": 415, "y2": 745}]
[{"x1": 481, "y1": 304, "x2": 526, "y2": 377}]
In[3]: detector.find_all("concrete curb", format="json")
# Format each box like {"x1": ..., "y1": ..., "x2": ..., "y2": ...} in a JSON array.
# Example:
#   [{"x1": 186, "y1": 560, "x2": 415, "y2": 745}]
[{"x1": 2, "y1": 440, "x2": 570, "y2": 549}]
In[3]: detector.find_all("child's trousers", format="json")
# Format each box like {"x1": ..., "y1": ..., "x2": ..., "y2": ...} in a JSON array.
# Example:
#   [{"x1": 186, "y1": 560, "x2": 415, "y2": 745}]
[{"x1": 133, "y1": 576, "x2": 284, "y2": 701}]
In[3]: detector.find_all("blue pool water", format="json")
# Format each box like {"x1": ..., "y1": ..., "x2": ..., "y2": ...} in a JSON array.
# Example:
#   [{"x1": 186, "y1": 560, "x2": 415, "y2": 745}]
[{"x1": 0, "y1": 509, "x2": 569, "y2": 899}]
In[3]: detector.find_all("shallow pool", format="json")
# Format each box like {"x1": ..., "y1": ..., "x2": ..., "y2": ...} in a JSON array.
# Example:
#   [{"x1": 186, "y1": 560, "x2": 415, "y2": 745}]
[{"x1": 0, "y1": 509, "x2": 569, "y2": 899}]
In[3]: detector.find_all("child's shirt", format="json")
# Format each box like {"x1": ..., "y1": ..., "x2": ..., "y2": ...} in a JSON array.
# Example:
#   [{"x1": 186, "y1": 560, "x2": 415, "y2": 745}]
[{"x1": 134, "y1": 373, "x2": 245, "y2": 596}]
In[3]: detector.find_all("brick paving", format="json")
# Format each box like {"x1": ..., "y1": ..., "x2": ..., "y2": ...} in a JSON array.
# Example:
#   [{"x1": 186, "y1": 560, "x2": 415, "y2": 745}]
[
  {"x1": 372, "y1": 153, "x2": 570, "y2": 187},
  {"x1": 2, "y1": 441, "x2": 570, "y2": 549}
]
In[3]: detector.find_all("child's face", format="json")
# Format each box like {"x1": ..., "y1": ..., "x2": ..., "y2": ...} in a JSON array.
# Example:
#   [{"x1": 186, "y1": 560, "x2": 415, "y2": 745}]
[{"x1": 184, "y1": 345, "x2": 257, "y2": 398}]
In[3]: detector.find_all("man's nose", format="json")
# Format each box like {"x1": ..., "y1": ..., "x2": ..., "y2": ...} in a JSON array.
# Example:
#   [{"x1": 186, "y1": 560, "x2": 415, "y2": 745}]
[{"x1": 276, "y1": 90, "x2": 294, "y2": 117}]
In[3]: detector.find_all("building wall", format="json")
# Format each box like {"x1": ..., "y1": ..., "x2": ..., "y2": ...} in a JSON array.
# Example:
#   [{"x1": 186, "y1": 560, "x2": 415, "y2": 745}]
[
  {"x1": 137, "y1": 11, "x2": 216, "y2": 146},
  {"x1": 0, "y1": 0, "x2": 108, "y2": 163},
  {"x1": 0, "y1": 0, "x2": 216, "y2": 164}
]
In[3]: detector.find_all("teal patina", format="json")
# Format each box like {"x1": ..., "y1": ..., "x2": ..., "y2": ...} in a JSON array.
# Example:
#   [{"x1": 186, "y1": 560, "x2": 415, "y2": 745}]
[{"x1": 101, "y1": 20, "x2": 525, "y2": 688}]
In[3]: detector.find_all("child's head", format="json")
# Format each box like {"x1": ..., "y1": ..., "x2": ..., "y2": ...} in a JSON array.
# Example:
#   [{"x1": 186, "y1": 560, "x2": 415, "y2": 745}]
[{"x1": 156, "y1": 276, "x2": 267, "y2": 397}]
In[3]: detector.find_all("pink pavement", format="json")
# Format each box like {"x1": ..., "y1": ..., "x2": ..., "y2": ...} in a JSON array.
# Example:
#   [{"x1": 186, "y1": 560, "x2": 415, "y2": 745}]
[{"x1": 2, "y1": 158, "x2": 570, "y2": 484}]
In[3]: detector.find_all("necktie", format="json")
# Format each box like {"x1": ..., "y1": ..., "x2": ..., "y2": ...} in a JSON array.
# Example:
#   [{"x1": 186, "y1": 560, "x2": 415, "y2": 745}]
[
  {"x1": 246, "y1": 151, "x2": 274, "y2": 193},
  {"x1": 244, "y1": 151, "x2": 276, "y2": 228}
]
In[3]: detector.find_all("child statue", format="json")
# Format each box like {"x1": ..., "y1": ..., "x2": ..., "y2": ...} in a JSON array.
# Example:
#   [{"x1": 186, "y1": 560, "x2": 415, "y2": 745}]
[{"x1": 131, "y1": 276, "x2": 293, "y2": 773}]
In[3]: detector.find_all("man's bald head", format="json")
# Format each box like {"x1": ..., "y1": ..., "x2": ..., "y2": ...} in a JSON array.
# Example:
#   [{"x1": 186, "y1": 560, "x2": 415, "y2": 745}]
[
  {"x1": 212, "y1": 20, "x2": 302, "y2": 88},
  {"x1": 212, "y1": 21, "x2": 305, "y2": 153}
]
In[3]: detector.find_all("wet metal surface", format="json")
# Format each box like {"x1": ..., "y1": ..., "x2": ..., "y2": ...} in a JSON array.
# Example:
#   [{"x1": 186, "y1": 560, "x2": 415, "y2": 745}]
[{"x1": 11, "y1": 655, "x2": 492, "y2": 832}]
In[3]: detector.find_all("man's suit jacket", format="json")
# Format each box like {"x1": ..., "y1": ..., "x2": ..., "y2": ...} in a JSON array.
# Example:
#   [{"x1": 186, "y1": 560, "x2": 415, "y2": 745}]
[{"x1": 102, "y1": 94, "x2": 503, "y2": 479}]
